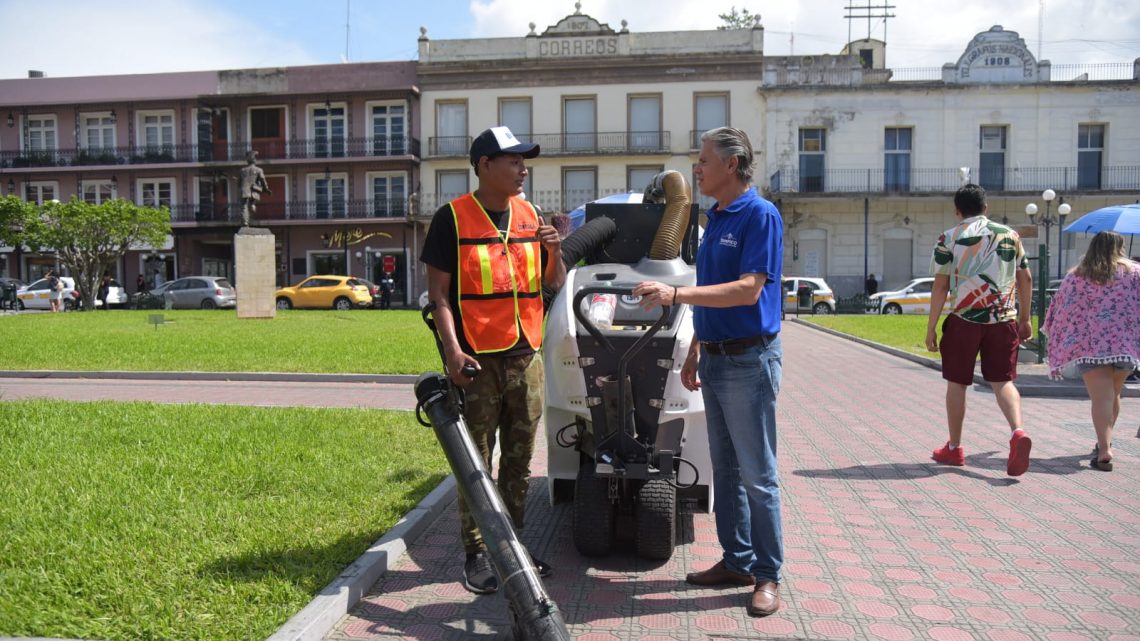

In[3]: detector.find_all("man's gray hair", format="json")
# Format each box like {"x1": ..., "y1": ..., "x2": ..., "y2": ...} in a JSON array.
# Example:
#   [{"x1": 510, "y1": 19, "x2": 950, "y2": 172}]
[{"x1": 700, "y1": 127, "x2": 755, "y2": 183}]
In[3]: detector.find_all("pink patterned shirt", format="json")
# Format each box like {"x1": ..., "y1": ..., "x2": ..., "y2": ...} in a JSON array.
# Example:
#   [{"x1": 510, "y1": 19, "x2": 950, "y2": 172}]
[{"x1": 1042, "y1": 263, "x2": 1140, "y2": 379}]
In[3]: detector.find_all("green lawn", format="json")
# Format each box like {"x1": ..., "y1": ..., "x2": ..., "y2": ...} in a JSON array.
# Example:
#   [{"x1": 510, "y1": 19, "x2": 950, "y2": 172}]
[
  {"x1": 802, "y1": 314, "x2": 1042, "y2": 356},
  {"x1": 0, "y1": 309, "x2": 440, "y2": 374},
  {"x1": 0, "y1": 400, "x2": 448, "y2": 641}
]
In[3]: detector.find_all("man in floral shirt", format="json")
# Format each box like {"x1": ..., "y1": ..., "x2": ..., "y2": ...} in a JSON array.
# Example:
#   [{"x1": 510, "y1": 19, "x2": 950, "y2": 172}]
[{"x1": 925, "y1": 184, "x2": 1034, "y2": 476}]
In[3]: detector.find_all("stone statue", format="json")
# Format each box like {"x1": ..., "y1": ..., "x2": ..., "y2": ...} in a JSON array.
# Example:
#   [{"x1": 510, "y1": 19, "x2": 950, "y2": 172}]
[{"x1": 239, "y1": 150, "x2": 271, "y2": 226}]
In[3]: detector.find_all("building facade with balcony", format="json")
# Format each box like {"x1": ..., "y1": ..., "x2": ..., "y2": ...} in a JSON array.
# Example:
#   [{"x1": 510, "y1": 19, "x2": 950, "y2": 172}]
[
  {"x1": 764, "y1": 26, "x2": 1140, "y2": 294},
  {"x1": 412, "y1": 6, "x2": 765, "y2": 297},
  {"x1": 0, "y1": 62, "x2": 423, "y2": 303}
]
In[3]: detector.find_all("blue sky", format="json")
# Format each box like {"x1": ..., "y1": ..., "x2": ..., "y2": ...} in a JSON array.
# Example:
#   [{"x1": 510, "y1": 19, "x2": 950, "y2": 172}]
[{"x1": 1, "y1": 0, "x2": 1137, "y2": 79}]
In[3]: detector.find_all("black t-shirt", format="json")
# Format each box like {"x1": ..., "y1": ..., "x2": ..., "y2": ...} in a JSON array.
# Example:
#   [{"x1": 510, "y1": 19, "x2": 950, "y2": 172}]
[{"x1": 420, "y1": 201, "x2": 547, "y2": 358}]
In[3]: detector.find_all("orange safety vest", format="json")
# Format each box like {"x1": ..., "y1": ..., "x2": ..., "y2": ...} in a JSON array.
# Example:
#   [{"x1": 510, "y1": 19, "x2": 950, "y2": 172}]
[{"x1": 451, "y1": 193, "x2": 544, "y2": 353}]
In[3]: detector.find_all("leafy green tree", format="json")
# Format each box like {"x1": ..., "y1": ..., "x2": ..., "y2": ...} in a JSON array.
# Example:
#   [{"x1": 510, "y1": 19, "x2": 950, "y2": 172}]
[
  {"x1": 718, "y1": 6, "x2": 762, "y2": 29},
  {"x1": 0, "y1": 195, "x2": 35, "y2": 249},
  {"x1": 21, "y1": 198, "x2": 171, "y2": 310}
]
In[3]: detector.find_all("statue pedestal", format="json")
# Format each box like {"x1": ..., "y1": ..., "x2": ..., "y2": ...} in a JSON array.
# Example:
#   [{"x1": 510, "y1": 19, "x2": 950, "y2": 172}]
[{"x1": 234, "y1": 227, "x2": 276, "y2": 319}]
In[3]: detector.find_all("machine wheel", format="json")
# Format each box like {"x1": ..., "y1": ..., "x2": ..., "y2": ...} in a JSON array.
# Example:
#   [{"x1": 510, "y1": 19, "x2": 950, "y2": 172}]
[
  {"x1": 634, "y1": 479, "x2": 676, "y2": 560},
  {"x1": 17, "y1": 300, "x2": 25, "y2": 311},
  {"x1": 276, "y1": 297, "x2": 292, "y2": 310},
  {"x1": 200, "y1": 298, "x2": 217, "y2": 310},
  {"x1": 64, "y1": 298, "x2": 78, "y2": 311},
  {"x1": 812, "y1": 302, "x2": 832, "y2": 315},
  {"x1": 882, "y1": 303, "x2": 902, "y2": 315},
  {"x1": 333, "y1": 296, "x2": 352, "y2": 311},
  {"x1": 572, "y1": 464, "x2": 614, "y2": 556}
]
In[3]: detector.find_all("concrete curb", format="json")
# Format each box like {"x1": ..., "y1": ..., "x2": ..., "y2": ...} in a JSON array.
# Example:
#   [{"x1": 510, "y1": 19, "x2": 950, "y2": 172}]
[
  {"x1": 266, "y1": 476, "x2": 457, "y2": 641},
  {"x1": 0, "y1": 370, "x2": 418, "y2": 385},
  {"x1": 788, "y1": 318, "x2": 1138, "y2": 398}
]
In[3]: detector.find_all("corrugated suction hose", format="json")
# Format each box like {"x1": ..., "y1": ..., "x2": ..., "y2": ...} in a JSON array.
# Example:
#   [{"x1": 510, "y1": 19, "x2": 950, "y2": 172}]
[{"x1": 645, "y1": 171, "x2": 692, "y2": 260}]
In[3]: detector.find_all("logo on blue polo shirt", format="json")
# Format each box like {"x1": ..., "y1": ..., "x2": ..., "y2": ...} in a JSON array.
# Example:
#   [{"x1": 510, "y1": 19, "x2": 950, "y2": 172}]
[{"x1": 719, "y1": 233, "x2": 739, "y2": 248}]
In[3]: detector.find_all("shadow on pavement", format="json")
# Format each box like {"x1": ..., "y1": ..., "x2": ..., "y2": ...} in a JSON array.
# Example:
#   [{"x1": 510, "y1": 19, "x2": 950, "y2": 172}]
[{"x1": 793, "y1": 451, "x2": 1095, "y2": 486}]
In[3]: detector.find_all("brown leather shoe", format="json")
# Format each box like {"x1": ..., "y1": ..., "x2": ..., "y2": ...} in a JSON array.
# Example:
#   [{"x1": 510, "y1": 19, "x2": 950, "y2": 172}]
[
  {"x1": 685, "y1": 560, "x2": 756, "y2": 587},
  {"x1": 747, "y1": 580, "x2": 780, "y2": 617}
]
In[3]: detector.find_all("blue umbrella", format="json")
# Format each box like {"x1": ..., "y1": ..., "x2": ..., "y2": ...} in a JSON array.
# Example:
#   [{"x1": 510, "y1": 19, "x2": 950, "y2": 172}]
[
  {"x1": 1062, "y1": 203, "x2": 1140, "y2": 235},
  {"x1": 567, "y1": 192, "x2": 643, "y2": 231}
]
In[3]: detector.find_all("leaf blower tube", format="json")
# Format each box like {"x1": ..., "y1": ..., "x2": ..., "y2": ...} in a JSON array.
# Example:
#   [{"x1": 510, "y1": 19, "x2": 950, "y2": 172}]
[
  {"x1": 414, "y1": 373, "x2": 571, "y2": 641},
  {"x1": 542, "y1": 216, "x2": 618, "y2": 309},
  {"x1": 645, "y1": 170, "x2": 693, "y2": 260}
]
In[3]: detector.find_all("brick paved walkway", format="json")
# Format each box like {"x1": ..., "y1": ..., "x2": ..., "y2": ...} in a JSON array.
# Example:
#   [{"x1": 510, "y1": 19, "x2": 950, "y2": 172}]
[
  {"x1": 1, "y1": 322, "x2": 1136, "y2": 641},
  {"x1": 325, "y1": 323, "x2": 1139, "y2": 641}
]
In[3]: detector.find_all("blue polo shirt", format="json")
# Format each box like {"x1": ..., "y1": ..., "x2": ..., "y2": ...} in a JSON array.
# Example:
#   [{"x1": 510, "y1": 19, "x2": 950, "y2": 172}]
[{"x1": 693, "y1": 187, "x2": 783, "y2": 341}]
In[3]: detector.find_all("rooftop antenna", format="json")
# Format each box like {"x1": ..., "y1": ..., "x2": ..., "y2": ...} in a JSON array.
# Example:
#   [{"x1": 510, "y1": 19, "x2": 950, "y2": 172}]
[
  {"x1": 1037, "y1": 0, "x2": 1045, "y2": 60},
  {"x1": 343, "y1": 0, "x2": 351, "y2": 63},
  {"x1": 844, "y1": 1, "x2": 895, "y2": 62}
]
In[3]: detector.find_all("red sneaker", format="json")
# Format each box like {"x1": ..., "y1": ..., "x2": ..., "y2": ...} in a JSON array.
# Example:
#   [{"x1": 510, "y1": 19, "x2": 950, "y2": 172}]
[
  {"x1": 932, "y1": 442, "x2": 965, "y2": 466},
  {"x1": 1007, "y1": 429, "x2": 1032, "y2": 476}
]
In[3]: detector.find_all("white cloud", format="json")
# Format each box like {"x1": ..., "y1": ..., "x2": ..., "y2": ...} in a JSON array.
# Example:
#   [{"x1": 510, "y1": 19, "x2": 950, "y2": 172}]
[
  {"x1": 467, "y1": 0, "x2": 1140, "y2": 67},
  {"x1": 0, "y1": 0, "x2": 317, "y2": 79}
]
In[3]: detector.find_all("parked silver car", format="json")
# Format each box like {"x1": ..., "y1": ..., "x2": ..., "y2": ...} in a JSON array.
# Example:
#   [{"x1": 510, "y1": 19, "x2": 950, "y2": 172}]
[{"x1": 140, "y1": 276, "x2": 237, "y2": 309}]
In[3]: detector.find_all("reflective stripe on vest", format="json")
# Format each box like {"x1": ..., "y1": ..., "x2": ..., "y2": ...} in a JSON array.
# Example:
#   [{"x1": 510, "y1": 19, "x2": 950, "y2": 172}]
[{"x1": 451, "y1": 193, "x2": 544, "y2": 353}]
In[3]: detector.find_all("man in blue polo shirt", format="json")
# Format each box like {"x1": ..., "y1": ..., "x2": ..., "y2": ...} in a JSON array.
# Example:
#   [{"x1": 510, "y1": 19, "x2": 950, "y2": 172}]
[{"x1": 634, "y1": 126, "x2": 784, "y2": 618}]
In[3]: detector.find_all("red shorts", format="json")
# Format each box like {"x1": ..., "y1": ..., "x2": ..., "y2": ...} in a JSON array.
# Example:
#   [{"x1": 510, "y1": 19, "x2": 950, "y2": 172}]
[{"x1": 939, "y1": 314, "x2": 1019, "y2": 385}]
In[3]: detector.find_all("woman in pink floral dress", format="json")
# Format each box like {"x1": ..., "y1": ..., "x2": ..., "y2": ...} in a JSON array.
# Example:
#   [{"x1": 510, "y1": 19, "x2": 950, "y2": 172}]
[{"x1": 1043, "y1": 231, "x2": 1140, "y2": 471}]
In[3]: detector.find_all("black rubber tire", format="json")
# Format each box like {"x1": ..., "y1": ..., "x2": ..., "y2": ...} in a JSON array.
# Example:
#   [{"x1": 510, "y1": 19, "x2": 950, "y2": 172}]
[
  {"x1": 882, "y1": 303, "x2": 902, "y2": 315},
  {"x1": 813, "y1": 302, "x2": 832, "y2": 315},
  {"x1": 333, "y1": 297, "x2": 352, "y2": 311},
  {"x1": 275, "y1": 297, "x2": 292, "y2": 310},
  {"x1": 200, "y1": 299, "x2": 217, "y2": 310},
  {"x1": 572, "y1": 464, "x2": 614, "y2": 557},
  {"x1": 17, "y1": 300, "x2": 25, "y2": 310},
  {"x1": 64, "y1": 298, "x2": 77, "y2": 311},
  {"x1": 634, "y1": 478, "x2": 676, "y2": 561}
]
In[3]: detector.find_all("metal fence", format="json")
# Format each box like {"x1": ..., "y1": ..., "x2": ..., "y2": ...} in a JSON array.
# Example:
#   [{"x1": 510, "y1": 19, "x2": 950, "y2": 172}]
[
  {"x1": 428, "y1": 131, "x2": 672, "y2": 158},
  {"x1": 169, "y1": 198, "x2": 409, "y2": 223},
  {"x1": 770, "y1": 165, "x2": 1140, "y2": 194}
]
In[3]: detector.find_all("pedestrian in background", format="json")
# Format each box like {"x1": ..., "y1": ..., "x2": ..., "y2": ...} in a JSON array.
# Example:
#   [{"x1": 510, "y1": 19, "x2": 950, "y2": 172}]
[
  {"x1": 379, "y1": 274, "x2": 394, "y2": 310},
  {"x1": 97, "y1": 271, "x2": 111, "y2": 310},
  {"x1": 635, "y1": 126, "x2": 785, "y2": 618},
  {"x1": 926, "y1": 183, "x2": 1034, "y2": 476},
  {"x1": 1043, "y1": 231, "x2": 1140, "y2": 471},
  {"x1": 865, "y1": 273, "x2": 878, "y2": 296},
  {"x1": 46, "y1": 269, "x2": 62, "y2": 313},
  {"x1": 136, "y1": 273, "x2": 147, "y2": 295}
]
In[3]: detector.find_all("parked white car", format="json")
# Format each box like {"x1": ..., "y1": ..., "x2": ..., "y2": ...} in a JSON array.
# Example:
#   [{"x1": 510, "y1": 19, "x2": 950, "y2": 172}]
[
  {"x1": 16, "y1": 276, "x2": 79, "y2": 310},
  {"x1": 92, "y1": 278, "x2": 130, "y2": 308},
  {"x1": 781, "y1": 276, "x2": 836, "y2": 314},
  {"x1": 17, "y1": 276, "x2": 128, "y2": 310},
  {"x1": 872, "y1": 277, "x2": 954, "y2": 315}
]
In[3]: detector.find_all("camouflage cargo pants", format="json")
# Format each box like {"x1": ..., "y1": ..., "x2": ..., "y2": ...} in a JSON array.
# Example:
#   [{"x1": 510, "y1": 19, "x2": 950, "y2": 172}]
[{"x1": 458, "y1": 351, "x2": 544, "y2": 554}]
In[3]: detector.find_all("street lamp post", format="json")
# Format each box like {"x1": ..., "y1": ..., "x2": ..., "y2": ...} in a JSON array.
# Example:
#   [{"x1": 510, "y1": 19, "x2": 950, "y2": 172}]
[{"x1": 1024, "y1": 189, "x2": 1072, "y2": 281}]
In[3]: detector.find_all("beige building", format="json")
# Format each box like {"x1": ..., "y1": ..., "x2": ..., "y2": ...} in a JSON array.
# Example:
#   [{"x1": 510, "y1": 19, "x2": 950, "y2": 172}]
[
  {"x1": 412, "y1": 6, "x2": 766, "y2": 297},
  {"x1": 764, "y1": 26, "x2": 1140, "y2": 294}
]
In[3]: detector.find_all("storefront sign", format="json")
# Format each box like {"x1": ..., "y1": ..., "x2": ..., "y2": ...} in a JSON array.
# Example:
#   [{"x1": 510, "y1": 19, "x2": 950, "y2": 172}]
[{"x1": 320, "y1": 228, "x2": 392, "y2": 249}]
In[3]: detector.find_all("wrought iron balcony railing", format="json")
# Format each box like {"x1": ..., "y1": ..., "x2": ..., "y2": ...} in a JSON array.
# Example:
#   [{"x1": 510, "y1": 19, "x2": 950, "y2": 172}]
[
  {"x1": 169, "y1": 198, "x2": 409, "y2": 224},
  {"x1": 769, "y1": 165, "x2": 1140, "y2": 194},
  {"x1": 242, "y1": 136, "x2": 420, "y2": 161},
  {"x1": 412, "y1": 187, "x2": 716, "y2": 217},
  {"x1": 427, "y1": 132, "x2": 672, "y2": 158},
  {"x1": 0, "y1": 136, "x2": 421, "y2": 168}
]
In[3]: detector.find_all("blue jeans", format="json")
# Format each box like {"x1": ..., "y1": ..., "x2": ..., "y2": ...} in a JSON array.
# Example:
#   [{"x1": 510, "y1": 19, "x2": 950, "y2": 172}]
[{"x1": 698, "y1": 336, "x2": 784, "y2": 583}]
